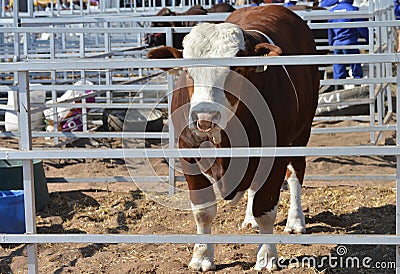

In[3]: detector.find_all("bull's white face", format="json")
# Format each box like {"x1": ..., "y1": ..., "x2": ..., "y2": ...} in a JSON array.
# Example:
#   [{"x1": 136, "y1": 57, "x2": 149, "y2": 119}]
[{"x1": 182, "y1": 23, "x2": 246, "y2": 143}]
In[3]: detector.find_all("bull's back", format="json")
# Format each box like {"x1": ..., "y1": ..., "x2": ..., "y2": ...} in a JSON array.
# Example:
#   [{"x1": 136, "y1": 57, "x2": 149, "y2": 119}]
[{"x1": 226, "y1": 5, "x2": 316, "y2": 56}]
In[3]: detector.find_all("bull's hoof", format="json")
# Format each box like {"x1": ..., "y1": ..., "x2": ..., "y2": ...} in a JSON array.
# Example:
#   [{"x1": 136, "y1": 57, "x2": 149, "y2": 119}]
[
  {"x1": 254, "y1": 262, "x2": 279, "y2": 272},
  {"x1": 254, "y1": 257, "x2": 278, "y2": 272},
  {"x1": 284, "y1": 210, "x2": 306, "y2": 234},
  {"x1": 284, "y1": 224, "x2": 306, "y2": 234},
  {"x1": 188, "y1": 257, "x2": 216, "y2": 272},
  {"x1": 241, "y1": 217, "x2": 259, "y2": 230}
]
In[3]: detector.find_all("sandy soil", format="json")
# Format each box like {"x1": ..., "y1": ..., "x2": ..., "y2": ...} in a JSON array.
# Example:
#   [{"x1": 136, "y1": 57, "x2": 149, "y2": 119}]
[{"x1": 0, "y1": 119, "x2": 397, "y2": 273}]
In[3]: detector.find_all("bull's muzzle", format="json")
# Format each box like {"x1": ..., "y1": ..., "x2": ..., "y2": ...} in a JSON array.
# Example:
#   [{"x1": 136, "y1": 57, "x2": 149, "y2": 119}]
[{"x1": 190, "y1": 103, "x2": 223, "y2": 144}]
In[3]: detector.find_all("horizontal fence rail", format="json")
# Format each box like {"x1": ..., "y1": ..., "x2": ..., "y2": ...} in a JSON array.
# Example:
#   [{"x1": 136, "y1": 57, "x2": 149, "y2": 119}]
[
  {"x1": 43, "y1": 174, "x2": 397, "y2": 184},
  {"x1": 0, "y1": 146, "x2": 398, "y2": 159},
  {"x1": 0, "y1": 54, "x2": 398, "y2": 71},
  {"x1": 1, "y1": 234, "x2": 400, "y2": 245}
]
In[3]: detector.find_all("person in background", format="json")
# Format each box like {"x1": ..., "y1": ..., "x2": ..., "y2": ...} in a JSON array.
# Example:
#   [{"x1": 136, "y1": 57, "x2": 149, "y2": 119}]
[
  {"x1": 250, "y1": 0, "x2": 263, "y2": 6},
  {"x1": 319, "y1": 0, "x2": 338, "y2": 7},
  {"x1": 285, "y1": 0, "x2": 320, "y2": 9},
  {"x1": 328, "y1": 0, "x2": 369, "y2": 83},
  {"x1": 264, "y1": 0, "x2": 285, "y2": 3},
  {"x1": 284, "y1": 0, "x2": 296, "y2": 7}
]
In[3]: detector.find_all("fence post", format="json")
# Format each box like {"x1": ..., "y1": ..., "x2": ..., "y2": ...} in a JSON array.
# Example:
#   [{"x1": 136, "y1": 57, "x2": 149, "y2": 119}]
[
  {"x1": 368, "y1": 0, "x2": 376, "y2": 143},
  {"x1": 165, "y1": 27, "x2": 173, "y2": 48},
  {"x1": 13, "y1": 0, "x2": 20, "y2": 88},
  {"x1": 17, "y1": 71, "x2": 38, "y2": 274},
  {"x1": 104, "y1": 21, "x2": 112, "y2": 105},
  {"x1": 167, "y1": 73, "x2": 175, "y2": 196}
]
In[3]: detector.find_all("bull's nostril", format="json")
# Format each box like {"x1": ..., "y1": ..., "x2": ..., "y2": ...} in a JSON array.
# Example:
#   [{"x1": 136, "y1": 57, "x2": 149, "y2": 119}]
[
  {"x1": 197, "y1": 119, "x2": 213, "y2": 132},
  {"x1": 193, "y1": 111, "x2": 217, "y2": 132},
  {"x1": 191, "y1": 112, "x2": 199, "y2": 125},
  {"x1": 191, "y1": 108, "x2": 221, "y2": 132},
  {"x1": 212, "y1": 111, "x2": 221, "y2": 124}
]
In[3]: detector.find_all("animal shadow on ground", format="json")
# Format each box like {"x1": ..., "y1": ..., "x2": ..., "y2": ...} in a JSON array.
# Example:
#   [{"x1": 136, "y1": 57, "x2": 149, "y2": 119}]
[
  {"x1": 0, "y1": 245, "x2": 25, "y2": 273},
  {"x1": 312, "y1": 155, "x2": 396, "y2": 169},
  {"x1": 45, "y1": 138, "x2": 125, "y2": 168},
  {"x1": 278, "y1": 205, "x2": 395, "y2": 273},
  {"x1": 32, "y1": 190, "x2": 143, "y2": 273},
  {"x1": 38, "y1": 190, "x2": 143, "y2": 234}
]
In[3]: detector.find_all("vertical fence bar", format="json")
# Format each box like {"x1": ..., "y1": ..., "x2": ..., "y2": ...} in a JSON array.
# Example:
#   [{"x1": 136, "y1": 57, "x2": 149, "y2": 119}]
[
  {"x1": 23, "y1": 33, "x2": 28, "y2": 59},
  {"x1": 49, "y1": 25, "x2": 59, "y2": 144},
  {"x1": 375, "y1": 8, "x2": 384, "y2": 143},
  {"x1": 80, "y1": 24, "x2": 85, "y2": 59},
  {"x1": 368, "y1": 0, "x2": 376, "y2": 143},
  {"x1": 165, "y1": 28, "x2": 173, "y2": 48},
  {"x1": 17, "y1": 71, "x2": 38, "y2": 274},
  {"x1": 28, "y1": 0, "x2": 33, "y2": 18},
  {"x1": 79, "y1": 0, "x2": 84, "y2": 16},
  {"x1": 167, "y1": 73, "x2": 175, "y2": 196},
  {"x1": 56, "y1": 0, "x2": 61, "y2": 17},
  {"x1": 79, "y1": 23, "x2": 88, "y2": 132},
  {"x1": 13, "y1": 0, "x2": 20, "y2": 87},
  {"x1": 69, "y1": 0, "x2": 73, "y2": 15},
  {"x1": 1, "y1": 0, "x2": 5, "y2": 18},
  {"x1": 49, "y1": 0, "x2": 54, "y2": 17},
  {"x1": 104, "y1": 21, "x2": 112, "y2": 105},
  {"x1": 383, "y1": 1, "x2": 393, "y2": 118}
]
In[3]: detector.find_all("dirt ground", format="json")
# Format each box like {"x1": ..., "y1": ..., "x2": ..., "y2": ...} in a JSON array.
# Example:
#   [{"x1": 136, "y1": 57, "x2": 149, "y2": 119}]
[{"x1": 0, "y1": 119, "x2": 397, "y2": 273}]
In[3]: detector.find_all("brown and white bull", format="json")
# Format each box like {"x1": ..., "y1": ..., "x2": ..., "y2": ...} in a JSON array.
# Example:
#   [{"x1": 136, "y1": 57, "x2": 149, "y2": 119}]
[{"x1": 148, "y1": 5, "x2": 319, "y2": 271}]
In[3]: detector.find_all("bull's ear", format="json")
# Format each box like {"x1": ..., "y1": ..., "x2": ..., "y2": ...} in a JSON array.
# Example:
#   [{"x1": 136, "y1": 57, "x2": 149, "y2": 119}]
[
  {"x1": 147, "y1": 46, "x2": 183, "y2": 71},
  {"x1": 253, "y1": 43, "x2": 282, "y2": 73},
  {"x1": 147, "y1": 46, "x2": 183, "y2": 59},
  {"x1": 254, "y1": 43, "x2": 282, "y2": 56}
]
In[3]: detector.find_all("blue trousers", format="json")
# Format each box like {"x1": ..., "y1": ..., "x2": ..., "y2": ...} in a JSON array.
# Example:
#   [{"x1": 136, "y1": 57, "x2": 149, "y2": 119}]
[{"x1": 333, "y1": 48, "x2": 363, "y2": 79}]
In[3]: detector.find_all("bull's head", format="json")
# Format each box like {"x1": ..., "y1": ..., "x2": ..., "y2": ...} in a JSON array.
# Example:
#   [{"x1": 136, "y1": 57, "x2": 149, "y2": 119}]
[{"x1": 147, "y1": 22, "x2": 282, "y2": 144}]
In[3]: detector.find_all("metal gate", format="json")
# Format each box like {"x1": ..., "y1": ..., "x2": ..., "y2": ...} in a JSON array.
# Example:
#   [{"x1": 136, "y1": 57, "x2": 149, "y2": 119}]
[{"x1": 0, "y1": 0, "x2": 399, "y2": 273}]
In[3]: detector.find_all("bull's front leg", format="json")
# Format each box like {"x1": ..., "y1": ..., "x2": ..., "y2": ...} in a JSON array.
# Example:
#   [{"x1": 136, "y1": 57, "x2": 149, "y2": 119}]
[
  {"x1": 254, "y1": 206, "x2": 278, "y2": 271},
  {"x1": 252, "y1": 160, "x2": 287, "y2": 271},
  {"x1": 181, "y1": 158, "x2": 217, "y2": 271},
  {"x1": 189, "y1": 201, "x2": 217, "y2": 271}
]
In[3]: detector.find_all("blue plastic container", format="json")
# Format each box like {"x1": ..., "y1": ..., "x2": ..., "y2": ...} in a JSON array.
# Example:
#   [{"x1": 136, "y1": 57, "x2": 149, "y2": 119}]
[
  {"x1": 0, "y1": 160, "x2": 49, "y2": 211},
  {"x1": 0, "y1": 190, "x2": 25, "y2": 233}
]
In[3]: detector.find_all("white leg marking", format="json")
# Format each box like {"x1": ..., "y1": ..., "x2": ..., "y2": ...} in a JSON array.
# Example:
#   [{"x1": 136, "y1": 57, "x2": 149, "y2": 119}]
[
  {"x1": 241, "y1": 189, "x2": 259, "y2": 229},
  {"x1": 254, "y1": 206, "x2": 278, "y2": 271},
  {"x1": 189, "y1": 202, "x2": 217, "y2": 271},
  {"x1": 284, "y1": 164, "x2": 306, "y2": 234}
]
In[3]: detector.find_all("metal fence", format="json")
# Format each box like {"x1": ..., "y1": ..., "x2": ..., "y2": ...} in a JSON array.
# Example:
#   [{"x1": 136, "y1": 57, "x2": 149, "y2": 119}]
[
  {"x1": 0, "y1": 0, "x2": 248, "y2": 16},
  {"x1": 0, "y1": 0, "x2": 400, "y2": 273},
  {"x1": 0, "y1": 2, "x2": 395, "y2": 129}
]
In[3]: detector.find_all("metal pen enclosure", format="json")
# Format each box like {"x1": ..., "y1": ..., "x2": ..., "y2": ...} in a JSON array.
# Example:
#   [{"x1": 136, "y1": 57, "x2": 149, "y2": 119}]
[{"x1": 0, "y1": 0, "x2": 399, "y2": 273}]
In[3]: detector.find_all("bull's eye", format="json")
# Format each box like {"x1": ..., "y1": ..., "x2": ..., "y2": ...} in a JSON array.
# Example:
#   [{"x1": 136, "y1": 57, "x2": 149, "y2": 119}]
[
  {"x1": 230, "y1": 66, "x2": 245, "y2": 76},
  {"x1": 183, "y1": 68, "x2": 193, "y2": 81}
]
